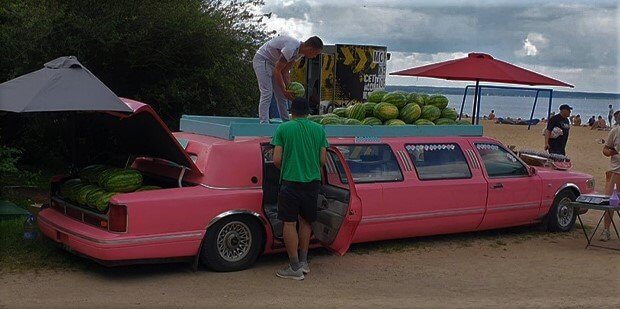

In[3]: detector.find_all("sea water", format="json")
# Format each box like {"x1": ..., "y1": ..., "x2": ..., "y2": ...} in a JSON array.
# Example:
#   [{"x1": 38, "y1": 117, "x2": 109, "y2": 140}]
[{"x1": 443, "y1": 94, "x2": 620, "y2": 120}]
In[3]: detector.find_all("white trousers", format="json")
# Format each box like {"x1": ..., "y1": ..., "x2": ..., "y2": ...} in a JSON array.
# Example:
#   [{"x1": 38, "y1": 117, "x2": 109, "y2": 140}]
[{"x1": 252, "y1": 55, "x2": 290, "y2": 123}]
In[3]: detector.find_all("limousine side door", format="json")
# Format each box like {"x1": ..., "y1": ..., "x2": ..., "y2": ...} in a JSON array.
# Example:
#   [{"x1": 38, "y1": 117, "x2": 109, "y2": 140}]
[
  {"x1": 315, "y1": 147, "x2": 363, "y2": 255},
  {"x1": 470, "y1": 140, "x2": 542, "y2": 229}
]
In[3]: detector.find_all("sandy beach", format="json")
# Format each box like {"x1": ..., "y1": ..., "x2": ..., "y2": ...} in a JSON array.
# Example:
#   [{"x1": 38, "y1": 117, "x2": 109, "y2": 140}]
[{"x1": 481, "y1": 119, "x2": 611, "y2": 192}]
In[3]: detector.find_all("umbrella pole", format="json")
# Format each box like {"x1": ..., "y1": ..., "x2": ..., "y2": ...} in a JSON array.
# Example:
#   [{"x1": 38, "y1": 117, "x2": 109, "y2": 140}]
[
  {"x1": 471, "y1": 80, "x2": 479, "y2": 125},
  {"x1": 528, "y1": 90, "x2": 540, "y2": 130}
]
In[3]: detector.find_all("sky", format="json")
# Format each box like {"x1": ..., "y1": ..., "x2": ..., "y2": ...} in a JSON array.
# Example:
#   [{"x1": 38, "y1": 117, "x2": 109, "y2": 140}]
[{"x1": 257, "y1": 0, "x2": 619, "y2": 93}]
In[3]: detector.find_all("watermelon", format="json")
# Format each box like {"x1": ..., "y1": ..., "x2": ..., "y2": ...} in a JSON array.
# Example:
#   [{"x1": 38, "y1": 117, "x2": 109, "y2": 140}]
[
  {"x1": 440, "y1": 108, "x2": 459, "y2": 121},
  {"x1": 345, "y1": 118, "x2": 363, "y2": 125},
  {"x1": 367, "y1": 90, "x2": 388, "y2": 103},
  {"x1": 427, "y1": 95, "x2": 449, "y2": 109},
  {"x1": 399, "y1": 103, "x2": 422, "y2": 124},
  {"x1": 287, "y1": 82, "x2": 305, "y2": 98},
  {"x1": 60, "y1": 179, "x2": 82, "y2": 199},
  {"x1": 333, "y1": 107, "x2": 348, "y2": 118},
  {"x1": 94, "y1": 192, "x2": 116, "y2": 212},
  {"x1": 434, "y1": 118, "x2": 456, "y2": 125},
  {"x1": 406, "y1": 93, "x2": 420, "y2": 103},
  {"x1": 362, "y1": 102, "x2": 377, "y2": 116},
  {"x1": 348, "y1": 104, "x2": 367, "y2": 121},
  {"x1": 362, "y1": 117, "x2": 383, "y2": 125},
  {"x1": 75, "y1": 185, "x2": 100, "y2": 205},
  {"x1": 67, "y1": 183, "x2": 90, "y2": 202},
  {"x1": 385, "y1": 119, "x2": 406, "y2": 126},
  {"x1": 100, "y1": 169, "x2": 143, "y2": 193},
  {"x1": 373, "y1": 103, "x2": 399, "y2": 121},
  {"x1": 322, "y1": 113, "x2": 339, "y2": 118},
  {"x1": 321, "y1": 117, "x2": 343, "y2": 125},
  {"x1": 455, "y1": 119, "x2": 472, "y2": 125},
  {"x1": 135, "y1": 185, "x2": 162, "y2": 192},
  {"x1": 414, "y1": 119, "x2": 435, "y2": 125},
  {"x1": 307, "y1": 115, "x2": 324, "y2": 123},
  {"x1": 79, "y1": 164, "x2": 108, "y2": 184},
  {"x1": 97, "y1": 168, "x2": 124, "y2": 186},
  {"x1": 421, "y1": 105, "x2": 441, "y2": 121},
  {"x1": 413, "y1": 94, "x2": 429, "y2": 106},
  {"x1": 381, "y1": 92, "x2": 407, "y2": 109},
  {"x1": 86, "y1": 189, "x2": 108, "y2": 209}
]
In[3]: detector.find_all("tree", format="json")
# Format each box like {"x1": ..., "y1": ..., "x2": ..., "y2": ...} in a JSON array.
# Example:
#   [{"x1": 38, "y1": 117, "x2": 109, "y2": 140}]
[{"x1": 0, "y1": 0, "x2": 273, "y2": 165}]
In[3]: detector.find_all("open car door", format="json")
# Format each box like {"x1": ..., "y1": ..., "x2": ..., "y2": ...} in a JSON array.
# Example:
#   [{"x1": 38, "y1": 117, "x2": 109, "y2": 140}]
[{"x1": 312, "y1": 146, "x2": 362, "y2": 255}]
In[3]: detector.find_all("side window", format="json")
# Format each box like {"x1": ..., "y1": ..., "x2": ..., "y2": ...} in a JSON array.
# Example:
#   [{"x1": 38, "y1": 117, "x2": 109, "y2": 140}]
[
  {"x1": 406, "y1": 143, "x2": 472, "y2": 180},
  {"x1": 475, "y1": 143, "x2": 528, "y2": 177},
  {"x1": 332, "y1": 144, "x2": 403, "y2": 183}
]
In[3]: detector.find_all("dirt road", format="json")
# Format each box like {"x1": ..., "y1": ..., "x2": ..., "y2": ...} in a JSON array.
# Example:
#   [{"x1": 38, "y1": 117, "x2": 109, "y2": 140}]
[{"x1": 2, "y1": 211, "x2": 619, "y2": 308}]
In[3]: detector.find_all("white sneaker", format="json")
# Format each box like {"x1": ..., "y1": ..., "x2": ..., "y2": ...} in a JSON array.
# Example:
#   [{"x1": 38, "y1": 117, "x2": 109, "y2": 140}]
[
  {"x1": 600, "y1": 229, "x2": 611, "y2": 242},
  {"x1": 300, "y1": 261, "x2": 310, "y2": 274}
]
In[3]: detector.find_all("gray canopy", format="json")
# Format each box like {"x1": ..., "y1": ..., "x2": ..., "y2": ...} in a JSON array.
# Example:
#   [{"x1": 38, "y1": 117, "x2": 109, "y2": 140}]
[{"x1": 0, "y1": 56, "x2": 132, "y2": 112}]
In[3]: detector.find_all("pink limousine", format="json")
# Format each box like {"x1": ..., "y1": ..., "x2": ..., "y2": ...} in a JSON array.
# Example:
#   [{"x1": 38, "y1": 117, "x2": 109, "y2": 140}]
[{"x1": 38, "y1": 99, "x2": 595, "y2": 271}]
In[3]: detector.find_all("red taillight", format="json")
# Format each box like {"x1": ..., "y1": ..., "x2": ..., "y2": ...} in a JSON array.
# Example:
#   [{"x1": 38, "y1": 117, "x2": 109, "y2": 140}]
[{"x1": 108, "y1": 204, "x2": 127, "y2": 233}]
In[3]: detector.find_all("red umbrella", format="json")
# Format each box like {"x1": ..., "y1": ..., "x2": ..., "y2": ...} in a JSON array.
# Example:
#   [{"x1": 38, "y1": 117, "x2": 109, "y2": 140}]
[{"x1": 390, "y1": 53, "x2": 573, "y2": 123}]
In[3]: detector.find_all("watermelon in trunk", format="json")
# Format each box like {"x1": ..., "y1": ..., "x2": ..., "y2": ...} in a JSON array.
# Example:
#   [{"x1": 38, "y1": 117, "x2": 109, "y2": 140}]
[
  {"x1": 373, "y1": 103, "x2": 399, "y2": 121},
  {"x1": 94, "y1": 192, "x2": 116, "y2": 212},
  {"x1": 86, "y1": 189, "x2": 107, "y2": 209},
  {"x1": 75, "y1": 185, "x2": 100, "y2": 205},
  {"x1": 381, "y1": 92, "x2": 407, "y2": 109},
  {"x1": 60, "y1": 179, "x2": 82, "y2": 199},
  {"x1": 79, "y1": 165, "x2": 108, "y2": 184},
  {"x1": 367, "y1": 90, "x2": 388, "y2": 103},
  {"x1": 321, "y1": 117, "x2": 343, "y2": 125},
  {"x1": 421, "y1": 105, "x2": 441, "y2": 121},
  {"x1": 399, "y1": 103, "x2": 422, "y2": 124},
  {"x1": 362, "y1": 117, "x2": 383, "y2": 125},
  {"x1": 100, "y1": 169, "x2": 143, "y2": 193},
  {"x1": 135, "y1": 185, "x2": 162, "y2": 192}
]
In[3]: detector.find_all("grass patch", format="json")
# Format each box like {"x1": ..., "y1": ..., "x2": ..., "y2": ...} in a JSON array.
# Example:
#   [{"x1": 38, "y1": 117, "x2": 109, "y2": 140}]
[{"x1": 0, "y1": 217, "x2": 88, "y2": 272}]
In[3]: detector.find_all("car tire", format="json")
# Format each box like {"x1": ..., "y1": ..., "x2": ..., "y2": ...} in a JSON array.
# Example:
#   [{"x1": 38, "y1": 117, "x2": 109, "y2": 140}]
[
  {"x1": 200, "y1": 216, "x2": 263, "y2": 272},
  {"x1": 547, "y1": 190, "x2": 577, "y2": 232}
]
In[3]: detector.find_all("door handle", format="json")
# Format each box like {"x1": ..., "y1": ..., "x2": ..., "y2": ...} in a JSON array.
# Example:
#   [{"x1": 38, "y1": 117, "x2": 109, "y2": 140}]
[{"x1": 491, "y1": 183, "x2": 503, "y2": 189}]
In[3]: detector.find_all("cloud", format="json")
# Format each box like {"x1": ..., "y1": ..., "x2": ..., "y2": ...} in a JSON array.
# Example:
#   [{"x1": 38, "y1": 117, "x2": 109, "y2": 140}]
[
  {"x1": 258, "y1": 0, "x2": 619, "y2": 92},
  {"x1": 515, "y1": 33, "x2": 549, "y2": 57}
]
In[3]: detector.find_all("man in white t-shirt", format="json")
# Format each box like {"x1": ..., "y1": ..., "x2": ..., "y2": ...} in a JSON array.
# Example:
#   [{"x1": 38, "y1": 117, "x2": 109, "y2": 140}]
[
  {"x1": 253, "y1": 36, "x2": 323, "y2": 123},
  {"x1": 601, "y1": 110, "x2": 620, "y2": 241}
]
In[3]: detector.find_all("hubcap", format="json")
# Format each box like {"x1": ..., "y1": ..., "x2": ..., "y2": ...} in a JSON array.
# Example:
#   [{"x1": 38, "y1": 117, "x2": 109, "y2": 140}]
[
  {"x1": 557, "y1": 197, "x2": 574, "y2": 228},
  {"x1": 216, "y1": 221, "x2": 252, "y2": 262}
]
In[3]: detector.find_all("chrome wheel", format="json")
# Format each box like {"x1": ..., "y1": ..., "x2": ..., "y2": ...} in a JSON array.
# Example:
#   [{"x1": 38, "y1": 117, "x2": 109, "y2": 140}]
[
  {"x1": 216, "y1": 221, "x2": 252, "y2": 262},
  {"x1": 556, "y1": 197, "x2": 574, "y2": 228}
]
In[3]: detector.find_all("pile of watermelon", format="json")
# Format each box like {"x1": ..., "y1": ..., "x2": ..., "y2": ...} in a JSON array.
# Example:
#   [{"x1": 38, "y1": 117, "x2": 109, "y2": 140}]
[
  {"x1": 310, "y1": 90, "x2": 471, "y2": 126},
  {"x1": 59, "y1": 165, "x2": 160, "y2": 212}
]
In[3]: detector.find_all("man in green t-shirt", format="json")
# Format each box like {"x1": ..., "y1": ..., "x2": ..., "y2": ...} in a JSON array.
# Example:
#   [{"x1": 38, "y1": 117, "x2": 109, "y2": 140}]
[{"x1": 271, "y1": 97, "x2": 328, "y2": 280}]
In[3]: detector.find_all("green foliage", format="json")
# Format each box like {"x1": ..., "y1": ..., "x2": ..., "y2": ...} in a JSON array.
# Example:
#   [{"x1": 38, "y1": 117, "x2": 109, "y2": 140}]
[{"x1": 0, "y1": 0, "x2": 273, "y2": 167}]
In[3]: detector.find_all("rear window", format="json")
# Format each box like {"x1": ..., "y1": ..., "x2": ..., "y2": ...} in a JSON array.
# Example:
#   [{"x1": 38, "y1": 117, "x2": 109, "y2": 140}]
[
  {"x1": 334, "y1": 144, "x2": 403, "y2": 183},
  {"x1": 406, "y1": 143, "x2": 472, "y2": 180}
]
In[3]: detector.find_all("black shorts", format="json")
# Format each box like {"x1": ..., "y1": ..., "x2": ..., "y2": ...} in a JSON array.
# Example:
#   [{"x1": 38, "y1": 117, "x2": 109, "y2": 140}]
[{"x1": 277, "y1": 180, "x2": 321, "y2": 222}]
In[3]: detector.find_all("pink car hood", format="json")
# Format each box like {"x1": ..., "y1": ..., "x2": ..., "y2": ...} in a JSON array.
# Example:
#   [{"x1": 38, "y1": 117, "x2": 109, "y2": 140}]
[{"x1": 102, "y1": 98, "x2": 201, "y2": 174}]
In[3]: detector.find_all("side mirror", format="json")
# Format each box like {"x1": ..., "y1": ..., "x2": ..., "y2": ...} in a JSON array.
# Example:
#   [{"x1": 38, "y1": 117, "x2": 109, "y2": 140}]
[{"x1": 528, "y1": 166, "x2": 537, "y2": 176}]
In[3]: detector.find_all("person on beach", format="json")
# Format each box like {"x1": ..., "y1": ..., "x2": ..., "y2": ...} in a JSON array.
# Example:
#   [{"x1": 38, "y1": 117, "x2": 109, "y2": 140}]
[
  {"x1": 544, "y1": 104, "x2": 572, "y2": 155},
  {"x1": 601, "y1": 110, "x2": 620, "y2": 241},
  {"x1": 271, "y1": 97, "x2": 328, "y2": 280},
  {"x1": 488, "y1": 110, "x2": 496, "y2": 120},
  {"x1": 608, "y1": 104, "x2": 614, "y2": 126},
  {"x1": 591, "y1": 116, "x2": 607, "y2": 130},
  {"x1": 588, "y1": 116, "x2": 596, "y2": 127},
  {"x1": 253, "y1": 35, "x2": 324, "y2": 124},
  {"x1": 573, "y1": 114, "x2": 582, "y2": 126}
]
